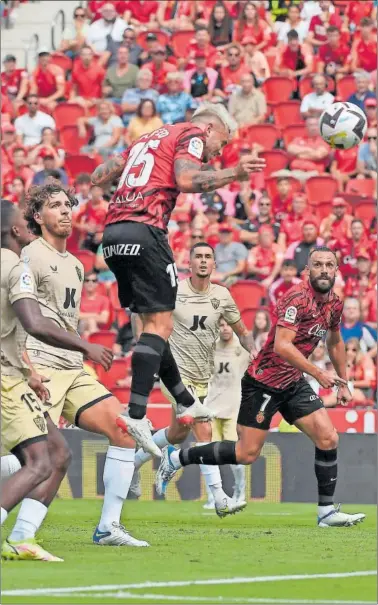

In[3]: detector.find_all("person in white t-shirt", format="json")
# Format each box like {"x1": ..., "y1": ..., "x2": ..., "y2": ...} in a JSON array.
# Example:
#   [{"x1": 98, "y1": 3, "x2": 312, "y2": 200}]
[
  {"x1": 14, "y1": 94, "x2": 56, "y2": 148},
  {"x1": 86, "y1": 3, "x2": 127, "y2": 54},
  {"x1": 277, "y1": 3, "x2": 309, "y2": 45},
  {"x1": 300, "y1": 74, "x2": 334, "y2": 119}
]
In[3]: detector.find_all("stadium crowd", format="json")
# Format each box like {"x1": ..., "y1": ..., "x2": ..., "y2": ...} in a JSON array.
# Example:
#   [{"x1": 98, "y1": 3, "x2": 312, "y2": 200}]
[{"x1": 1, "y1": 0, "x2": 377, "y2": 410}]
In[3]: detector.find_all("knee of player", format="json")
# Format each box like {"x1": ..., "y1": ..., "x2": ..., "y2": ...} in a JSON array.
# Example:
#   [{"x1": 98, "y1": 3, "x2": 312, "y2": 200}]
[
  {"x1": 167, "y1": 425, "x2": 189, "y2": 444},
  {"x1": 236, "y1": 442, "x2": 261, "y2": 465},
  {"x1": 316, "y1": 429, "x2": 339, "y2": 451},
  {"x1": 30, "y1": 456, "x2": 53, "y2": 483},
  {"x1": 53, "y1": 445, "x2": 72, "y2": 473}
]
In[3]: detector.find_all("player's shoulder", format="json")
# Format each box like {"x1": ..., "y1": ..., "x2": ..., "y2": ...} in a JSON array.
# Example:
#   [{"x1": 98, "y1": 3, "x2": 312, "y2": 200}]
[
  {"x1": 330, "y1": 290, "x2": 343, "y2": 312},
  {"x1": 210, "y1": 282, "x2": 231, "y2": 298},
  {"x1": 280, "y1": 281, "x2": 307, "y2": 303},
  {"x1": 177, "y1": 277, "x2": 192, "y2": 294},
  {"x1": 173, "y1": 122, "x2": 205, "y2": 142},
  {"x1": 1, "y1": 249, "x2": 20, "y2": 282}
]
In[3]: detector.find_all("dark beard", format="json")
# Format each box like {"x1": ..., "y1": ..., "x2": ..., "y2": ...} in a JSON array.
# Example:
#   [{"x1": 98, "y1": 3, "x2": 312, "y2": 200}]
[{"x1": 310, "y1": 274, "x2": 336, "y2": 293}]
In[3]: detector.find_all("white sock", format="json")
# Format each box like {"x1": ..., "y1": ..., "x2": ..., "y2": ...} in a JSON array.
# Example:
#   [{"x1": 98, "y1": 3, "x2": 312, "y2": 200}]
[
  {"x1": 1, "y1": 455, "x2": 21, "y2": 480},
  {"x1": 170, "y1": 449, "x2": 182, "y2": 469},
  {"x1": 1, "y1": 507, "x2": 8, "y2": 525},
  {"x1": 318, "y1": 504, "x2": 335, "y2": 517},
  {"x1": 197, "y1": 442, "x2": 226, "y2": 505},
  {"x1": 9, "y1": 499, "x2": 48, "y2": 541},
  {"x1": 135, "y1": 429, "x2": 169, "y2": 470},
  {"x1": 231, "y1": 465, "x2": 246, "y2": 492},
  {"x1": 98, "y1": 446, "x2": 135, "y2": 532}
]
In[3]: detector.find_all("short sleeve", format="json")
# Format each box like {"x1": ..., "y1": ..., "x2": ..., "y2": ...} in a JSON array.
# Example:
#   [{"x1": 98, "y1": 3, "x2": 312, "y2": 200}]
[
  {"x1": 233, "y1": 243, "x2": 248, "y2": 261},
  {"x1": 8, "y1": 261, "x2": 38, "y2": 305},
  {"x1": 276, "y1": 290, "x2": 305, "y2": 332},
  {"x1": 300, "y1": 94, "x2": 310, "y2": 113},
  {"x1": 221, "y1": 289, "x2": 241, "y2": 325},
  {"x1": 329, "y1": 299, "x2": 343, "y2": 331},
  {"x1": 173, "y1": 126, "x2": 206, "y2": 166}
]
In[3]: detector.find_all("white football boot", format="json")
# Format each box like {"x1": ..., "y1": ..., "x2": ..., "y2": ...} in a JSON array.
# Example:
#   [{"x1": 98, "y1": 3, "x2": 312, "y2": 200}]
[
  {"x1": 93, "y1": 522, "x2": 149, "y2": 547},
  {"x1": 318, "y1": 504, "x2": 366, "y2": 527},
  {"x1": 116, "y1": 413, "x2": 162, "y2": 457},
  {"x1": 176, "y1": 386, "x2": 215, "y2": 426}
]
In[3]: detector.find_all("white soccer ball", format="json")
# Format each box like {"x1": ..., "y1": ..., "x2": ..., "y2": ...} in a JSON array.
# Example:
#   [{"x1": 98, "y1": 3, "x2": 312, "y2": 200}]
[{"x1": 319, "y1": 101, "x2": 367, "y2": 149}]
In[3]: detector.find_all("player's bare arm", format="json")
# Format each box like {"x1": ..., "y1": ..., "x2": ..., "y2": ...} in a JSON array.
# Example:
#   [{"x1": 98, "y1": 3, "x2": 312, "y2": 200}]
[
  {"x1": 13, "y1": 298, "x2": 113, "y2": 370},
  {"x1": 274, "y1": 326, "x2": 347, "y2": 389},
  {"x1": 326, "y1": 329, "x2": 352, "y2": 406},
  {"x1": 22, "y1": 351, "x2": 50, "y2": 402},
  {"x1": 91, "y1": 154, "x2": 126, "y2": 186},
  {"x1": 230, "y1": 319, "x2": 257, "y2": 356}
]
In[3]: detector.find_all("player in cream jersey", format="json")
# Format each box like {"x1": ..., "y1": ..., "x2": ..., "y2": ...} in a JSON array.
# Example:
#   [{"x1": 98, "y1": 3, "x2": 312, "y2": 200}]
[{"x1": 133, "y1": 242, "x2": 256, "y2": 517}]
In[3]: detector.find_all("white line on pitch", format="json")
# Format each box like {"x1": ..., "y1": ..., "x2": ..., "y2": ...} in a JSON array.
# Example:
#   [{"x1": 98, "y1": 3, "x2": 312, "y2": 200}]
[
  {"x1": 2, "y1": 570, "x2": 376, "y2": 597},
  {"x1": 201, "y1": 512, "x2": 295, "y2": 516}
]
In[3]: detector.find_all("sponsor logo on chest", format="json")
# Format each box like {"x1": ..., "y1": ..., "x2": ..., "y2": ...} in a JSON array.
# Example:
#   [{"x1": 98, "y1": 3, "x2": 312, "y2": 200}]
[{"x1": 308, "y1": 323, "x2": 327, "y2": 338}]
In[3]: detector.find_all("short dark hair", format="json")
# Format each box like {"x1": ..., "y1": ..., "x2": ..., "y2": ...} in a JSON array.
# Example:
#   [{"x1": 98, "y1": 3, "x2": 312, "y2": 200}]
[
  {"x1": 361, "y1": 17, "x2": 373, "y2": 27},
  {"x1": 24, "y1": 179, "x2": 78, "y2": 235},
  {"x1": 352, "y1": 218, "x2": 364, "y2": 227},
  {"x1": 190, "y1": 242, "x2": 215, "y2": 257},
  {"x1": 75, "y1": 172, "x2": 92, "y2": 185},
  {"x1": 136, "y1": 98, "x2": 157, "y2": 118},
  {"x1": 287, "y1": 29, "x2": 299, "y2": 40},
  {"x1": 1, "y1": 199, "x2": 17, "y2": 240},
  {"x1": 327, "y1": 25, "x2": 339, "y2": 35},
  {"x1": 13, "y1": 146, "x2": 26, "y2": 155},
  {"x1": 282, "y1": 259, "x2": 296, "y2": 268},
  {"x1": 27, "y1": 93, "x2": 38, "y2": 102},
  {"x1": 308, "y1": 246, "x2": 337, "y2": 261}
]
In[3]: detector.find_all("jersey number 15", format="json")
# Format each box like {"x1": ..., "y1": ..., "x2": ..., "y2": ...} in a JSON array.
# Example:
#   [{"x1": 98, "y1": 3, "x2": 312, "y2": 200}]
[{"x1": 117, "y1": 139, "x2": 161, "y2": 189}]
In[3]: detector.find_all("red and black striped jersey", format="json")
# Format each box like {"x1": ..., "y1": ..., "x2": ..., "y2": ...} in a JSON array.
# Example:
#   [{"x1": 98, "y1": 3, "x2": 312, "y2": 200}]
[
  {"x1": 248, "y1": 281, "x2": 343, "y2": 390},
  {"x1": 105, "y1": 123, "x2": 205, "y2": 232}
]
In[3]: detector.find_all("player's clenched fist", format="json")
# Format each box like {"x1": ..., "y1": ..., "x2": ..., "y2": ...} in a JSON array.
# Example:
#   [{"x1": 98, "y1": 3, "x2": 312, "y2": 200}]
[
  {"x1": 84, "y1": 343, "x2": 114, "y2": 370},
  {"x1": 235, "y1": 154, "x2": 266, "y2": 180}
]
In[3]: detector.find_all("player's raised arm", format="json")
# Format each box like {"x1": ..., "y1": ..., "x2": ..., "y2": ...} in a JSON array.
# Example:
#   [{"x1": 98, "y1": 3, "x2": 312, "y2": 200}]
[{"x1": 91, "y1": 153, "x2": 127, "y2": 186}]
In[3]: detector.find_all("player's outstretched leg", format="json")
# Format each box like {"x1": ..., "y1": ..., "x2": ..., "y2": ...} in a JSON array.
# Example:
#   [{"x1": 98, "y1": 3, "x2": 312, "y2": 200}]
[
  {"x1": 231, "y1": 464, "x2": 246, "y2": 506},
  {"x1": 295, "y1": 409, "x2": 366, "y2": 527}
]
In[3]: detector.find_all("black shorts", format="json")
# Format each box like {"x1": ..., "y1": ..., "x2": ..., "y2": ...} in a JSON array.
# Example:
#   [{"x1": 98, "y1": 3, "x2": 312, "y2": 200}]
[
  {"x1": 237, "y1": 374, "x2": 324, "y2": 430},
  {"x1": 102, "y1": 221, "x2": 178, "y2": 314}
]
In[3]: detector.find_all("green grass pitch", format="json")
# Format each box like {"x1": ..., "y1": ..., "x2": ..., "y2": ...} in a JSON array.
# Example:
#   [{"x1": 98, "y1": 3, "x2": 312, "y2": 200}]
[{"x1": 1, "y1": 500, "x2": 376, "y2": 604}]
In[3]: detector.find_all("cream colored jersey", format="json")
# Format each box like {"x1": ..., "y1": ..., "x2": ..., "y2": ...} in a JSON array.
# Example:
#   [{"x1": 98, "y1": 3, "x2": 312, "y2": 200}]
[
  {"x1": 1, "y1": 249, "x2": 30, "y2": 377},
  {"x1": 206, "y1": 334, "x2": 249, "y2": 418},
  {"x1": 170, "y1": 278, "x2": 241, "y2": 383},
  {"x1": 19, "y1": 238, "x2": 84, "y2": 370}
]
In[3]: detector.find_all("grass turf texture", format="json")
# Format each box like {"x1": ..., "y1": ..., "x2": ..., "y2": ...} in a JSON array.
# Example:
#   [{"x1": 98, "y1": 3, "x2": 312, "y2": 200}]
[{"x1": 1, "y1": 500, "x2": 376, "y2": 605}]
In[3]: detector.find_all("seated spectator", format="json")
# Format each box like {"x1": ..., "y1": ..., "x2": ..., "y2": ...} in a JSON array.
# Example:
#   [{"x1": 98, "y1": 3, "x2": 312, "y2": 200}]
[
  {"x1": 1, "y1": 54, "x2": 28, "y2": 109},
  {"x1": 343, "y1": 338, "x2": 376, "y2": 406},
  {"x1": 79, "y1": 271, "x2": 112, "y2": 339},
  {"x1": 27, "y1": 126, "x2": 65, "y2": 170},
  {"x1": 5, "y1": 175, "x2": 27, "y2": 207},
  {"x1": 228, "y1": 72, "x2": 267, "y2": 128},
  {"x1": 29, "y1": 48, "x2": 66, "y2": 112},
  {"x1": 341, "y1": 298, "x2": 377, "y2": 357},
  {"x1": 176, "y1": 229, "x2": 206, "y2": 276},
  {"x1": 269, "y1": 259, "x2": 301, "y2": 309},
  {"x1": 278, "y1": 193, "x2": 312, "y2": 249},
  {"x1": 1, "y1": 122, "x2": 17, "y2": 167},
  {"x1": 306, "y1": 0, "x2": 342, "y2": 49},
  {"x1": 330, "y1": 145, "x2": 358, "y2": 191},
  {"x1": 268, "y1": 0, "x2": 299, "y2": 25},
  {"x1": 103, "y1": 45, "x2": 139, "y2": 103},
  {"x1": 287, "y1": 117, "x2": 329, "y2": 176},
  {"x1": 316, "y1": 26, "x2": 351, "y2": 79},
  {"x1": 285, "y1": 220, "x2": 322, "y2": 276},
  {"x1": 31, "y1": 149, "x2": 69, "y2": 186},
  {"x1": 271, "y1": 177, "x2": 294, "y2": 219},
  {"x1": 356, "y1": 127, "x2": 377, "y2": 179},
  {"x1": 277, "y1": 3, "x2": 309, "y2": 45},
  {"x1": 95, "y1": 243, "x2": 116, "y2": 288},
  {"x1": 183, "y1": 51, "x2": 218, "y2": 102},
  {"x1": 334, "y1": 219, "x2": 376, "y2": 279},
  {"x1": 233, "y1": 182, "x2": 257, "y2": 224},
  {"x1": 86, "y1": 2, "x2": 126, "y2": 54},
  {"x1": 252, "y1": 310, "x2": 271, "y2": 353},
  {"x1": 300, "y1": 74, "x2": 334, "y2": 119},
  {"x1": 70, "y1": 46, "x2": 106, "y2": 108},
  {"x1": 200, "y1": 204, "x2": 223, "y2": 247},
  {"x1": 123, "y1": 0, "x2": 159, "y2": 30},
  {"x1": 213, "y1": 224, "x2": 248, "y2": 285},
  {"x1": 73, "y1": 184, "x2": 109, "y2": 252},
  {"x1": 320, "y1": 197, "x2": 353, "y2": 245},
  {"x1": 246, "y1": 225, "x2": 283, "y2": 288},
  {"x1": 74, "y1": 172, "x2": 92, "y2": 207},
  {"x1": 170, "y1": 213, "x2": 191, "y2": 255},
  {"x1": 121, "y1": 68, "x2": 158, "y2": 126},
  {"x1": 345, "y1": 0, "x2": 376, "y2": 29},
  {"x1": 350, "y1": 17, "x2": 377, "y2": 74},
  {"x1": 58, "y1": 6, "x2": 90, "y2": 57},
  {"x1": 2, "y1": 147, "x2": 34, "y2": 196},
  {"x1": 240, "y1": 195, "x2": 280, "y2": 249},
  {"x1": 274, "y1": 29, "x2": 312, "y2": 80},
  {"x1": 157, "y1": 72, "x2": 195, "y2": 125},
  {"x1": 215, "y1": 43, "x2": 251, "y2": 99},
  {"x1": 362, "y1": 282, "x2": 377, "y2": 330},
  {"x1": 125, "y1": 99, "x2": 163, "y2": 145},
  {"x1": 208, "y1": 2, "x2": 233, "y2": 47},
  {"x1": 242, "y1": 36, "x2": 270, "y2": 84},
  {"x1": 102, "y1": 25, "x2": 143, "y2": 69},
  {"x1": 234, "y1": 1, "x2": 271, "y2": 50},
  {"x1": 1, "y1": 92, "x2": 14, "y2": 122},
  {"x1": 78, "y1": 100, "x2": 124, "y2": 158},
  {"x1": 186, "y1": 27, "x2": 218, "y2": 69},
  {"x1": 156, "y1": 0, "x2": 195, "y2": 32},
  {"x1": 86, "y1": 0, "x2": 119, "y2": 22},
  {"x1": 347, "y1": 72, "x2": 375, "y2": 112},
  {"x1": 345, "y1": 252, "x2": 375, "y2": 301},
  {"x1": 143, "y1": 46, "x2": 176, "y2": 94},
  {"x1": 14, "y1": 94, "x2": 56, "y2": 148},
  {"x1": 365, "y1": 98, "x2": 377, "y2": 128}
]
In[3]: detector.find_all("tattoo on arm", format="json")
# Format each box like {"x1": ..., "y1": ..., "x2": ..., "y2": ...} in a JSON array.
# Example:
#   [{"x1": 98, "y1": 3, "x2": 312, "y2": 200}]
[
  {"x1": 91, "y1": 154, "x2": 126, "y2": 186},
  {"x1": 174, "y1": 159, "x2": 237, "y2": 193}
]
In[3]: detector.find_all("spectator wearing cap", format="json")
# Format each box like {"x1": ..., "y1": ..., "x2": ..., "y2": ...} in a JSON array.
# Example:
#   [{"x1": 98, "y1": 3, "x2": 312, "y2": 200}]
[
  {"x1": 214, "y1": 43, "x2": 251, "y2": 99},
  {"x1": 305, "y1": 0, "x2": 342, "y2": 49},
  {"x1": 186, "y1": 28, "x2": 218, "y2": 70},
  {"x1": 125, "y1": 99, "x2": 163, "y2": 145},
  {"x1": 183, "y1": 51, "x2": 218, "y2": 102},
  {"x1": 350, "y1": 17, "x2": 377, "y2": 74},
  {"x1": 316, "y1": 26, "x2": 351, "y2": 79},
  {"x1": 344, "y1": 252, "x2": 375, "y2": 301},
  {"x1": 286, "y1": 117, "x2": 330, "y2": 178},
  {"x1": 1, "y1": 54, "x2": 28, "y2": 109},
  {"x1": 58, "y1": 6, "x2": 90, "y2": 58},
  {"x1": 246, "y1": 225, "x2": 283, "y2": 288},
  {"x1": 242, "y1": 36, "x2": 270, "y2": 84},
  {"x1": 14, "y1": 94, "x2": 56, "y2": 148},
  {"x1": 170, "y1": 213, "x2": 191, "y2": 255},
  {"x1": 156, "y1": 0, "x2": 196, "y2": 32},
  {"x1": 277, "y1": 3, "x2": 309, "y2": 45},
  {"x1": 121, "y1": 68, "x2": 158, "y2": 126},
  {"x1": 347, "y1": 72, "x2": 375, "y2": 112},
  {"x1": 157, "y1": 72, "x2": 196, "y2": 124},
  {"x1": 213, "y1": 224, "x2": 248, "y2": 285},
  {"x1": 300, "y1": 74, "x2": 334, "y2": 120},
  {"x1": 278, "y1": 193, "x2": 312, "y2": 249},
  {"x1": 275, "y1": 29, "x2": 312, "y2": 81},
  {"x1": 239, "y1": 195, "x2": 280, "y2": 249},
  {"x1": 208, "y1": 3, "x2": 233, "y2": 47},
  {"x1": 234, "y1": 1, "x2": 271, "y2": 50},
  {"x1": 269, "y1": 259, "x2": 301, "y2": 310},
  {"x1": 228, "y1": 72, "x2": 267, "y2": 128},
  {"x1": 285, "y1": 220, "x2": 323, "y2": 277},
  {"x1": 2, "y1": 147, "x2": 34, "y2": 196},
  {"x1": 31, "y1": 149, "x2": 69, "y2": 186},
  {"x1": 357, "y1": 127, "x2": 377, "y2": 179},
  {"x1": 102, "y1": 26, "x2": 143, "y2": 68},
  {"x1": 70, "y1": 46, "x2": 106, "y2": 108},
  {"x1": 86, "y1": 3, "x2": 127, "y2": 54},
  {"x1": 78, "y1": 100, "x2": 124, "y2": 158},
  {"x1": 30, "y1": 48, "x2": 66, "y2": 112},
  {"x1": 365, "y1": 98, "x2": 377, "y2": 128},
  {"x1": 27, "y1": 126, "x2": 65, "y2": 171},
  {"x1": 123, "y1": 0, "x2": 159, "y2": 31},
  {"x1": 320, "y1": 197, "x2": 353, "y2": 245},
  {"x1": 144, "y1": 46, "x2": 176, "y2": 94},
  {"x1": 102, "y1": 45, "x2": 139, "y2": 103}
]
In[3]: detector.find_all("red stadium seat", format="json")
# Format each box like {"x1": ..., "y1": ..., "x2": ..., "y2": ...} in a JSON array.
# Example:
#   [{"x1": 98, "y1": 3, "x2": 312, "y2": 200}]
[
  {"x1": 59, "y1": 125, "x2": 90, "y2": 155},
  {"x1": 310, "y1": 201, "x2": 333, "y2": 219},
  {"x1": 72, "y1": 249, "x2": 95, "y2": 273},
  {"x1": 137, "y1": 30, "x2": 170, "y2": 50},
  {"x1": 50, "y1": 52, "x2": 73, "y2": 72},
  {"x1": 337, "y1": 76, "x2": 356, "y2": 101},
  {"x1": 53, "y1": 103, "x2": 85, "y2": 130},
  {"x1": 97, "y1": 357, "x2": 132, "y2": 389},
  {"x1": 171, "y1": 31, "x2": 196, "y2": 58},
  {"x1": 240, "y1": 124, "x2": 280, "y2": 150},
  {"x1": 64, "y1": 155, "x2": 97, "y2": 179},
  {"x1": 298, "y1": 75, "x2": 335, "y2": 99},
  {"x1": 230, "y1": 281, "x2": 266, "y2": 312},
  {"x1": 304, "y1": 175, "x2": 338, "y2": 205},
  {"x1": 273, "y1": 101, "x2": 302, "y2": 129},
  {"x1": 265, "y1": 176, "x2": 302, "y2": 199},
  {"x1": 241, "y1": 308, "x2": 258, "y2": 330},
  {"x1": 345, "y1": 179, "x2": 376, "y2": 198},
  {"x1": 88, "y1": 331, "x2": 117, "y2": 348},
  {"x1": 354, "y1": 201, "x2": 376, "y2": 224},
  {"x1": 282, "y1": 124, "x2": 307, "y2": 147},
  {"x1": 262, "y1": 77, "x2": 296, "y2": 105},
  {"x1": 260, "y1": 150, "x2": 289, "y2": 175},
  {"x1": 112, "y1": 387, "x2": 130, "y2": 404}
]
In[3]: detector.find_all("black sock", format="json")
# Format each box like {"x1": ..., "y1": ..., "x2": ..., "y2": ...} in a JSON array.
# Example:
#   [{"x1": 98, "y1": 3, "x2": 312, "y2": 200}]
[
  {"x1": 314, "y1": 447, "x2": 337, "y2": 507},
  {"x1": 129, "y1": 333, "x2": 166, "y2": 419},
  {"x1": 159, "y1": 342, "x2": 195, "y2": 408},
  {"x1": 179, "y1": 441, "x2": 237, "y2": 466}
]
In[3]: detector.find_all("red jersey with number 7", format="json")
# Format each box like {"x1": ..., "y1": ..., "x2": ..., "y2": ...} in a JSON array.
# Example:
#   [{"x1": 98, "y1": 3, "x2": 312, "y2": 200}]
[
  {"x1": 248, "y1": 281, "x2": 343, "y2": 390},
  {"x1": 105, "y1": 123, "x2": 205, "y2": 232}
]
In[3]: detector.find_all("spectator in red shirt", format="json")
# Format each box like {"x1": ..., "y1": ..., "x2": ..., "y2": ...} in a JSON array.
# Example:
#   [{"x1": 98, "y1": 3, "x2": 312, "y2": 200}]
[
  {"x1": 70, "y1": 45, "x2": 105, "y2": 107},
  {"x1": 287, "y1": 116, "x2": 330, "y2": 175},
  {"x1": 317, "y1": 26, "x2": 351, "y2": 79},
  {"x1": 344, "y1": 252, "x2": 375, "y2": 301},
  {"x1": 240, "y1": 195, "x2": 280, "y2": 249},
  {"x1": 87, "y1": 1, "x2": 119, "y2": 22},
  {"x1": 278, "y1": 193, "x2": 312, "y2": 249},
  {"x1": 208, "y1": 2, "x2": 233, "y2": 48},
  {"x1": 271, "y1": 177, "x2": 293, "y2": 219},
  {"x1": 156, "y1": 0, "x2": 196, "y2": 32},
  {"x1": 1, "y1": 92, "x2": 14, "y2": 122},
  {"x1": 4, "y1": 175, "x2": 27, "y2": 207},
  {"x1": 79, "y1": 271, "x2": 112, "y2": 339},
  {"x1": 234, "y1": 1, "x2": 271, "y2": 51},
  {"x1": 186, "y1": 27, "x2": 218, "y2": 70},
  {"x1": 1, "y1": 54, "x2": 29, "y2": 110},
  {"x1": 285, "y1": 219, "x2": 322, "y2": 277},
  {"x1": 1, "y1": 123, "x2": 18, "y2": 167},
  {"x1": 350, "y1": 18, "x2": 377, "y2": 74},
  {"x1": 123, "y1": 0, "x2": 159, "y2": 30},
  {"x1": 306, "y1": 0, "x2": 342, "y2": 49},
  {"x1": 215, "y1": 43, "x2": 250, "y2": 99},
  {"x1": 73, "y1": 184, "x2": 109, "y2": 252},
  {"x1": 365, "y1": 98, "x2": 377, "y2": 128},
  {"x1": 330, "y1": 146, "x2": 358, "y2": 190},
  {"x1": 274, "y1": 29, "x2": 312, "y2": 80},
  {"x1": 269, "y1": 259, "x2": 301, "y2": 310},
  {"x1": 30, "y1": 49, "x2": 65, "y2": 111},
  {"x1": 334, "y1": 219, "x2": 375, "y2": 279},
  {"x1": 144, "y1": 46, "x2": 176, "y2": 94},
  {"x1": 320, "y1": 197, "x2": 353, "y2": 245},
  {"x1": 246, "y1": 225, "x2": 283, "y2": 288},
  {"x1": 2, "y1": 147, "x2": 33, "y2": 197},
  {"x1": 346, "y1": 1, "x2": 375, "y2": 30},
  {"x1": 170, "y1": 213, "x2": 191, "y2": 255}
]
